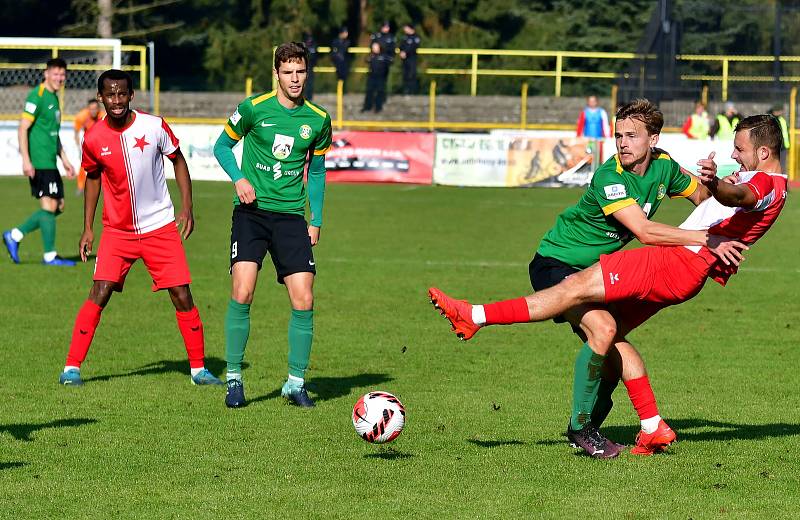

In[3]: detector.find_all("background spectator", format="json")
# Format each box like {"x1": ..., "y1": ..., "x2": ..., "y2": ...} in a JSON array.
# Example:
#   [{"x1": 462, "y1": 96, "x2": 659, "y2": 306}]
[
  {"x1": 710, "y1": 101, "x2": 740, "y2": 140},
  {"x1": 399, "y1": 23, "x2": 421, "y2": 94},
  {"x1": 575, "y1": 95, "x2": 610, "y2": 138},
  {"x1": 682, "y1": 100, "x2": 710, "y2": 140},
  {"x1": 362, "y1": 42, "x2": 390, "y2": 113},
  {"x1": 330, "y1": 27, "x2": 350, "y2": 88}
]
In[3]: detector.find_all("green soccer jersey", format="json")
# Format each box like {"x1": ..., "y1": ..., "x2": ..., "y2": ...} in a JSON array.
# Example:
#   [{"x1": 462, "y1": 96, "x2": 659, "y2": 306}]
[
  {"x1": 22, "y1": 84, "x2": 61, "y2": 169},
  {"x1": 537, "y1": 151, "x2": 698, "y2": 269},
  {"x1": 224, "y1": 91, "x2": 332, "y2": 215}
]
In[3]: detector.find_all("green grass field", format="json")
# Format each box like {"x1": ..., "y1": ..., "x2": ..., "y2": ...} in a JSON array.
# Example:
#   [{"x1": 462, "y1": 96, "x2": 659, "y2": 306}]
[{"x1": 0, "y1": 176, "x2": 798, "y2": 518}]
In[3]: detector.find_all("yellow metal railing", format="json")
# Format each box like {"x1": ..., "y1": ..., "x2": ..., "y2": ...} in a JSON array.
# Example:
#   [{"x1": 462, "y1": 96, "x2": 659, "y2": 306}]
[{"x1": 308, "y1": 47, "x2": 800, "y2": 99}]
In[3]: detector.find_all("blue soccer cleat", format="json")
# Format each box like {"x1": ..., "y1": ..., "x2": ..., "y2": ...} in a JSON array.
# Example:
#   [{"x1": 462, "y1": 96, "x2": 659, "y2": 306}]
[
  {"x1": 281, "y1": 381, "x2": 315, "y2": 408},
  {"x1": 225, "y1": 379, "x2": 246, "y2": 408},
  {"x1": 59, "y1": 369, "x2": 84, "y2": 386},
  {"x1": 191, "y1": 368, "x2": 223, "y2": 386},
  {"x1": 3, "y1": 231, "x2": 20, "y2": 264},
  {"x1": 42, "y1": 256, "x2": 76, "y2": 267}
]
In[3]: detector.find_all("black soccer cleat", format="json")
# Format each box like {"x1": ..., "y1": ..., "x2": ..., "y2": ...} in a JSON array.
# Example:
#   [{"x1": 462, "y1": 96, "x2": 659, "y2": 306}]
[
  {"x1": 282, "y1": 386, "x2": 315, "y2": 408},
  {"x1": 566, "y1": 421, "x2": 624, "y2": 459},
  {"x1": 225, "y1": 379, "x2": 246, "y2": 408}
]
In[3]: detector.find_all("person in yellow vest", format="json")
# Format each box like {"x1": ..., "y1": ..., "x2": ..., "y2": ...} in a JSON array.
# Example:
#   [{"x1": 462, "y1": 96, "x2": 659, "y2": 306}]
[
  {"x1": 681, "y1": 100, "x2": 710, "y2": 139},
  {"x1": 768, "y1": 104, "x2": 790, "y2": 171},
  {"x1": 710, "y1": 101, "x2": 740, "y2": 140}
]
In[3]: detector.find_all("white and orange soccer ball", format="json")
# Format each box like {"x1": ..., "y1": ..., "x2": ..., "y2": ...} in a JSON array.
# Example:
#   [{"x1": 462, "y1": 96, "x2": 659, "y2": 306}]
[{"x1": 352, "y1": 391, "x2": 406, "y2": 444}]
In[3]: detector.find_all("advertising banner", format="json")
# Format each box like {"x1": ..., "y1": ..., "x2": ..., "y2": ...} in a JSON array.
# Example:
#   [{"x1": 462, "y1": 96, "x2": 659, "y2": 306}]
[
  {"x1": 434, "y1": 132, "x2": 598, "y2": 187},
  {"x1": 324, "y1": 131, "x2": 435, "y2": 184}
]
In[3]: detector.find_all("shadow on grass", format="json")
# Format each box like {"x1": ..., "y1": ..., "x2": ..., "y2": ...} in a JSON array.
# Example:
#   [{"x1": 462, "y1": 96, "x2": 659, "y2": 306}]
[
  {"x1": 534, "y1": 418, "x2": 800, "y2": 446},
  {"x1": 364, "y1": 450, "x2": 414, "y2": 460},
  {"x1": 467, "y1": 439, "x2": 526, "y2": 448},
  {"x1": 603, "y1": 418, "x2": 800, "y2": 443},
  {"x1": 0, "y1": 418, "x2": 97, "y2": 442},
  {"x1": 0, "y1": 462, "x2": 28, "y2": 471},
  {"x1": 248, "y1": 372, "x2": 393, "y2": 406},
  {"x1": 84, "y1": 357, "x2": 235, "y2": 383}
]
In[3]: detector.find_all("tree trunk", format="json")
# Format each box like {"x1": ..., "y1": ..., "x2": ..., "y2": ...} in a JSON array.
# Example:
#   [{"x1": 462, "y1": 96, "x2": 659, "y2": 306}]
[{"x1": 98, "y1": 0, "x2": 112, "y2": 38}]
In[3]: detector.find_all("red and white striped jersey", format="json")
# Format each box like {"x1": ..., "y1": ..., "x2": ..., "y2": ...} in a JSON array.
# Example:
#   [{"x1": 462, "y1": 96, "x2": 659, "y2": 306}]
[
  {"x1": 82, "y1": 110, "x2": 179, "y2": 234},
  {"x1": 679, "y1": 170, "x2": 788, "y2": 284}
]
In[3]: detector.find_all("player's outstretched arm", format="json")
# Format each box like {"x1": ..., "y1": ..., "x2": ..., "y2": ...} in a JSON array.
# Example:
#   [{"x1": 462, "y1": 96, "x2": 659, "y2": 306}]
[
  {"x1": 80, "y1": 172, "x2": 101, "y2": 262},
  {"x1": 170, "y1": 149, "x2": 194, "y2": 240}
]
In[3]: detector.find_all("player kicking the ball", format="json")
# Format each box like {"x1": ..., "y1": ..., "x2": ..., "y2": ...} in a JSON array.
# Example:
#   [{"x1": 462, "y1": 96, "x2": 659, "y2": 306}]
[
  {"x1": 213, "y1": 42, "x2": 332, "y2": 408},
  {"x1": 430, "y1": 114, "x2": 785, "y2": 455},
  {"x1": 59, "y1": 69, "x2": 222, "y2": 387}
]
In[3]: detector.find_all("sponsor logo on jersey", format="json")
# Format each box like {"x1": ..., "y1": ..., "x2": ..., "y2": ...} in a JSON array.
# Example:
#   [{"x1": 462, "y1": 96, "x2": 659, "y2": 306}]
[
  {"x1": 24, "y1": 102, "x2": 37, "y2": 114},
  {"x1": 609, "y1": 272, "x2": 619, "y2": 285},
  {"x1": 272, "y1": 133, "x2": 294, "y2": 160},
  {"x1": 604, "y1": 184, "x2": 627, "y2": 200},
  {"x1": 229, "y1": 108, "x2": 242, "y2": 125},
  {"x1": 299, "y1": 124, "x2": 312, "y2": 139},
  {"x1": 101, "y1": 146, "x2": 112, "y2": 157},
  {"x1": 261, "y1": 121, "x2": 276, "y2": 127},
  {"x1": 272, "y1": 162, "x2": 282, "y2": 180},
  {"x1": 48, "y1": 104, "x2": 54, "y2": 110},
  {"x1": 657, "y1": 183, "x2": 666, "y2": 200}
]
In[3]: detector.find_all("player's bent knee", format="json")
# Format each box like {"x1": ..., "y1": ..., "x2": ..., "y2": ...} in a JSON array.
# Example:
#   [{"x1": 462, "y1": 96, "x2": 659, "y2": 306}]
[
  {"x1": 290, "y1": 294, "x2": 313, "y2": 311},
  {"x1": 231, "y1": 288, "x2": 255, "y2": 305},
  {"x1": 89, "y1": 281, "x2": 116, "y2": 307}
]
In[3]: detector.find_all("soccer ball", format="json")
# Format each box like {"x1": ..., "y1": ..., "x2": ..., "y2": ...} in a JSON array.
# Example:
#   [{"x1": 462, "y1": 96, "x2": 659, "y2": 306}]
[{"x1": 352, "y1": 391, "x2": 406, "y2": 444}]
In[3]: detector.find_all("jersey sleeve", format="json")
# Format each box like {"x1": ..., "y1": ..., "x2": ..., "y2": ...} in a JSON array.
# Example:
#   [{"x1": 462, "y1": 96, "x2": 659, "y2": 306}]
[
  {"x1": 22, "y1": 88, "x2": 40, "y2": 122},
  {"x1": 743, "y1": 172, "x2": 776, "y2": 212},
  {"x1": 81, "y1": 138, "x2": 99, "y2": 175},
  {"x1": 590, "y1": 166, "x2": 637, "y2": 216},
  {"x1": 224, "y1": 99, "x2": 253, "y2": 141},
  {"x1": 74, "y1": 111, "x2": 85, "y2": 131},
  {"x1": 158, "y1": 117, "x2": 180, "y2": 157},
  {"x1": 313, "y1": 114, "x2": 332, "y2": 155},
  {"x1": 666, "y1": 157, "x2": 698, "y2": 198}
]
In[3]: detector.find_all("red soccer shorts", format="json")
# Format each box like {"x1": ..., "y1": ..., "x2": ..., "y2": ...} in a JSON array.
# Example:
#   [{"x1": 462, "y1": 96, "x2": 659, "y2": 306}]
[
  {"x1": 94, "y1": 221, "x2": 192, "y2": 291},
  {"x1": 599, "y1": 246, "x2": 712, "y2": 332}
]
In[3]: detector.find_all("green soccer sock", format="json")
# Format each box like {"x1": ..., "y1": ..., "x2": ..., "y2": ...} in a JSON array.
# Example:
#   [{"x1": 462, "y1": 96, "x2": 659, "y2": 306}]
[
  {"x1": 570, "y1": 342, "x2": 607, "y2": 431},
  {"x1": 225, "y1": 299, "x2": 251, "y2": 375},
  {"x1": 17, "y1": 209, "x2": 48, "y2": 236},
  {"x1": 287, "y1": 309, "x2": 313, "y2": 380},
  {"x1": 590, "y1": 377, "x2": 619, "y2": 428},
  {"x1": 39, "y1": 210, "x2": 56, "y2": 253}
]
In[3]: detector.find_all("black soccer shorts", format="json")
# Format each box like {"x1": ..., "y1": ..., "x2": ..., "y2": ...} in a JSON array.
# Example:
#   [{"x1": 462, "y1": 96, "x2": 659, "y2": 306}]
[
  {"x1": 229, "y1": 205, "x2": 316, "y2": 284},
  {"x1": 529, "y1": 253, "x2": 582, "y2": 325},
  {"x1": 29, "y1": 169, "x2": 64, "y2": 199}
]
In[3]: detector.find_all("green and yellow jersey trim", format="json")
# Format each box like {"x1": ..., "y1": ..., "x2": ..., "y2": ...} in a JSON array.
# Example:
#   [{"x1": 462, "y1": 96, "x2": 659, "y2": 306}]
[
  {"x1": 21, "y1": 112, "x2": 35, "y2": 122},
  {"x1": 251, "y1": 91, "x2": 276, "y2": 106},
  {"x1": 304, "y1": 99, "x2": 328, "y2": 119},
  {"x1": 224, "y1": 123, "x2": 241, "y2": 140},
  {"x1": 670, "y1": 175, "x2": 698, "y2": 198},
  {"x1": 602, "y1": 198, "x2": 637, "y2": 215}
]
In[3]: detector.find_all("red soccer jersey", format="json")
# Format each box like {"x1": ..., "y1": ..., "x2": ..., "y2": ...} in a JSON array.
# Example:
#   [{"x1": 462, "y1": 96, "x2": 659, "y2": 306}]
[
  {"x1": 679, "y1": 171, "x2": 788, "y2": 284},
  {"x1": 81, "y1": 110, "x2": 179, "y2": 234}
]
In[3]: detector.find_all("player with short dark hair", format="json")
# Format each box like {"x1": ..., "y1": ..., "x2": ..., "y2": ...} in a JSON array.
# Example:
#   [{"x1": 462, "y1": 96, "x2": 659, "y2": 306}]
[
  {"x1": 59, "y1": 68, "x2": 222, "y2": 387},
  {"x1": 4, "y1": 57, "x2": 76, "y2": 265},
  {"x1": 214, "y1": 42, "x2": 332, "y2": 409},
  {"x1": 74, "y1": 98, "x2": 104, "y2": 195},
  {"x1": 430, "y1": 99, "x2": 748, "y2": 459},
  {"x1": 430, "y1": 114, "x2": 786, "y2": 455}
]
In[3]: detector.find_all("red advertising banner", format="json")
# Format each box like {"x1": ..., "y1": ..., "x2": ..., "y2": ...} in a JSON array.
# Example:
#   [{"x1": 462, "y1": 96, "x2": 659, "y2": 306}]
[{"x1": 323, "y1": 131, "x2": 435, "y2": 184}]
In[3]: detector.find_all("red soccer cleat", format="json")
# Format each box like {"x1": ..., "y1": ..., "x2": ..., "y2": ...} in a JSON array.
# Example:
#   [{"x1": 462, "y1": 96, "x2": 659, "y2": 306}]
[
  {"x1": 631, "y1": 419, "x2": 677, "y2": 456},
  {"x1": 428, "y1": 287, "x2": 481, "y2": 341}
]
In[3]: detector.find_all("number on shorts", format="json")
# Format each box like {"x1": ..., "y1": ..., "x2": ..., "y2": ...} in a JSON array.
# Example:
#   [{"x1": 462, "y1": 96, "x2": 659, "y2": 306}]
[
  {"x1": 49, "y1": 182, "x2": 58, "y2": 194},
  {"x1": 231, "y1": 241, "x2": 238, "y2": 259}
]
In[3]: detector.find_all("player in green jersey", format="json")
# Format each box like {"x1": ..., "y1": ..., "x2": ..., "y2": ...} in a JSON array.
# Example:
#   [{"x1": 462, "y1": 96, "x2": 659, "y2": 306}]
[
  {"x1": 4, "y1": 58, "x2": 77, "y2": 266},
  {"x1": 213, "y1": 42, "x2": 332, "y2": 409},
  {"x1": 429, "y1": 99, "x2": 747, "y2": 458}
]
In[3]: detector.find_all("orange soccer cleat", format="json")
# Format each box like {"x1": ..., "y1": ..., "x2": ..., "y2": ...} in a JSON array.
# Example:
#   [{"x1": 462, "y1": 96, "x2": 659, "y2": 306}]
[
  {"x1": 428, "y1": 287, "x2": 481, "y2": 341},
  {"x1": 631, "y1": 419, "x2": 677, "y2": 456}
]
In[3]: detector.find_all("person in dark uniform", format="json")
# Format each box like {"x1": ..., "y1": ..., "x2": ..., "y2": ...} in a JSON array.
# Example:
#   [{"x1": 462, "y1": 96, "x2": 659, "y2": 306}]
[
  {"x1": 362, "y1": 42, "x2": 390, "y2": 113},
  {"x1": 330, "y1": 27, "x2": 350, "y2": 88},
  {"x1": 302, "y1": 32, "x2": 318, "y2": 100},
  {"x1": 370, "y1": 21, "x2": 396, "y2": 64},
  {"x1": 399, "y1": 23, "x2": 421, "y2": 94}
]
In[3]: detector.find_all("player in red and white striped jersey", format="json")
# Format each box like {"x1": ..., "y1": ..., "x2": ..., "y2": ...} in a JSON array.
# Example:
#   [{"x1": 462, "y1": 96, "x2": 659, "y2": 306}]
[
  {"x1": 430, "y1": 114, "x2": 787, "y2": 454},
  {"x1": 59, "y1": 69, "x2": 222, "y2": 387}
]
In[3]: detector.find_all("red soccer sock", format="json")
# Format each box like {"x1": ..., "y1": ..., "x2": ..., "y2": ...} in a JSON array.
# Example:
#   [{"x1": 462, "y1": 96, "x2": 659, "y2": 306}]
[
  {"x1": 624, "y1": 375, "x2": 660, "y2": 421},
  {"x1": 176, "y1": 306, "x2": 205, "y2": 369},
  {"x1": 66, "y1": 300, "x2": 103, "y2": 367},
  {"x1": 483, "y1": 297, "x2": 530, "y2": 325}
]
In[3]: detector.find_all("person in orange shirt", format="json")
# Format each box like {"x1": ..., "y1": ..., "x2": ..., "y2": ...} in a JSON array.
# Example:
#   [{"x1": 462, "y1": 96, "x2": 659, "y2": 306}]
[{"x1": 73, "y1": 99, "x2": 104, "y2": 194}]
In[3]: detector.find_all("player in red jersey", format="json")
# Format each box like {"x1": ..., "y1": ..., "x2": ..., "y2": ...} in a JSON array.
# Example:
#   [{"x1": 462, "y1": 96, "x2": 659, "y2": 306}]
[
  {"x1": 59, "y1": 69, "x2": 222, "y2": 387},
  {"x1": 430, "y1": 114, "x2": 786, "y2": 454}
]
